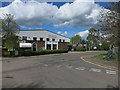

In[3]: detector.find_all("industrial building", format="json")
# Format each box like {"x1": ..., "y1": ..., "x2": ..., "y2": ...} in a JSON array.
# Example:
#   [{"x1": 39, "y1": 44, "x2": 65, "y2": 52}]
[{"x1": 17, "y1": 30, "x2": 70, "y2": 51}]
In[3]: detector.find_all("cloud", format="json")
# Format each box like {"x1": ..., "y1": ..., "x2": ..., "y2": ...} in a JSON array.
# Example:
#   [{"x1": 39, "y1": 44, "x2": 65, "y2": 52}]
[
  {"x1": 0, "y1": 0, "x2": 58, "y2": 28},
  {"x1": 0, "y1": 0, "x2": 105, "y2": 28},
  {"x1": 57, "y1": 31, "x2": 67, "y2": 36},
  {"x1": 76, "y1": 30, "x2": 89, "y2": 38},
  {"x1": 54, "y1": 0, "x2": 102, "y2": 28},
  {"x1": 61, "y1": 31, "x2": 67, "y2": 36},
  {"x1": 57, "y1": 31, "x2": 61, "y2": 34},
  {"x1": 54, "y1": 21, "x2": 70, "y2": 27}
]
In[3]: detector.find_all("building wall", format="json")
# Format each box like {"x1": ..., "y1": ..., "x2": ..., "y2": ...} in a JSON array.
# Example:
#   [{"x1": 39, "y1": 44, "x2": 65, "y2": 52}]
[
  {"x1": 26, "y1": 40, "x2": 45, "y2": 50},
  {"x1": 25, "y1": 40, "x2": 67, "y2": 50},
  {"x1": 58, "y1": 42, "x2": 67, "y2": 49},
  {"x1": 36, "y1": 41, "x2": 45, "y2": 50},
  {"x1": 18, "y1": 30, "x2": 70, "y2": 51}
]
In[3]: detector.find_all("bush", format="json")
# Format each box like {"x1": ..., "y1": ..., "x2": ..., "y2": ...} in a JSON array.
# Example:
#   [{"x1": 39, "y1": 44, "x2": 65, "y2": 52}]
[
  {"x1": 76, "y1": 47, "x2": 86, "y2": 51},
  {"x1": 19, "y1": 49, "x2": 68, "y2": 56}
]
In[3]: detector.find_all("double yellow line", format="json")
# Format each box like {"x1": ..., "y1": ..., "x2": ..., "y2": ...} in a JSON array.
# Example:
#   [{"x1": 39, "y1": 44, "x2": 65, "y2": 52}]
[{"x1": 81, "y1": 56, "x2": 119, "y2": 71}]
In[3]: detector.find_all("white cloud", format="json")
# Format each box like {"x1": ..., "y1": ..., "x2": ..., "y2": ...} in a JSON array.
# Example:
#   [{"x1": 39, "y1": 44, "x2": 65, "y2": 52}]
[
  {"x1": 0, "y1": 0, "x2": 58, "y2": 28},
  {"x1": 0, "y1": 0, "x2": 106, "y2": 28},
  {"x1": 57, "y1": 31, "x2": 67, "y2": 36},
  {"x1": 61, "y1": 31, "x2": 67, "y2": 36},
  {"x1": 76, "y1": 30, "x2": 89, "y2": 38},
  {"x1": 54, "y1": 21, "x2": 70, "y2": 27},
  {"x1": 57, "y1": 31, "x2": 61, "y2": 34},
  {"x1": 54, "y1": 0, "x2": 102, "y2": 27}
]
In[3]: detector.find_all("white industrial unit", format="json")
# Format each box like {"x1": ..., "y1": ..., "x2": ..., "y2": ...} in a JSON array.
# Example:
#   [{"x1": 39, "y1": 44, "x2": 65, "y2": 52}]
[{"x1": 17, "y1": 30, "x2": 70, "y2": 51}]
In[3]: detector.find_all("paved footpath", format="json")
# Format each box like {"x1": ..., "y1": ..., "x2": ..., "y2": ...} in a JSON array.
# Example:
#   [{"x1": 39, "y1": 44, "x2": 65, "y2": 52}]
[{"x1": 2, "y1": 51, "x2": 119, "y2": 88}]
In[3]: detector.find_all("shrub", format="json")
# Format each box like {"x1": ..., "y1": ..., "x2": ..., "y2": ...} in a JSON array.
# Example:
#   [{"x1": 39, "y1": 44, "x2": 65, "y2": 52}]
[
  {"x1": 76, "y1": 47, "x2": 86, "y2": 51},
  {"x1": 19, "y1": 49, "x2": 68, "y2": 56}
]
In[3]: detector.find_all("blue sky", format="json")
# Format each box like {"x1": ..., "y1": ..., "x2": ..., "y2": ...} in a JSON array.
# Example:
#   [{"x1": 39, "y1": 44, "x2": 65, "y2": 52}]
[{"x1": 0, "y1": 0, "x2": 110, "y2": 39}]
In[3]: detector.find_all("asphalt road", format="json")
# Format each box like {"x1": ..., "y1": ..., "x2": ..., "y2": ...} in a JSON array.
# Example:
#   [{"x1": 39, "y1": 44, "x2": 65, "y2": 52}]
[{"x1": 2, "y1": 51, "x2": 118, "y2": 88}]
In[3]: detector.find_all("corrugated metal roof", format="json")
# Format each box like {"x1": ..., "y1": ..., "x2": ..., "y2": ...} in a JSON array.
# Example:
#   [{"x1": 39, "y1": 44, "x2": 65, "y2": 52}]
[{"x1": 19, "y1": 29, "x2": 70, "y2": 39}]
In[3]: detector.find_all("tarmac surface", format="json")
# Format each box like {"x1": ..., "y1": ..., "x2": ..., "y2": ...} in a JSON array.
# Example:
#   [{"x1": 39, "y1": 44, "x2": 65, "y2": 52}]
[{"x1": 2, "y1": 51, "x2": 119, "y2": 88}]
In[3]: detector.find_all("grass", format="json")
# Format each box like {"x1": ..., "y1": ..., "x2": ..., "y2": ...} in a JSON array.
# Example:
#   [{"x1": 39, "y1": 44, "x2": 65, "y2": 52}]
[
  {"x1": 94, "y1": 53, "x2": 109, "y2": 60},
  {"x1": 94, "y1": 53, "x2": 118, "y2": 62}
]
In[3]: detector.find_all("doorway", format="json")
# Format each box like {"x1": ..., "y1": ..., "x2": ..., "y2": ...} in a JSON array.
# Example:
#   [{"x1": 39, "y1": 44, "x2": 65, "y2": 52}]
[
  {"x1": 53, "y1": 44, "x2": 57, "y2": 50},
  {"x1": 32, "y1": 43, "x2": 37, "y2": 51},
  {"x1": 47, "y1": 44, "x2": 51, "y2": 50}
]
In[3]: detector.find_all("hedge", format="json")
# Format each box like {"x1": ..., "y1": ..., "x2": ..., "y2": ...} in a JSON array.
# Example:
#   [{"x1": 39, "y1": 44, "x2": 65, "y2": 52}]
[
  {"x1": 19, "y1": 49, "x2": 68, "y2": 56},
  {"x1": 76, "y1": 47, "x2": 86, "y2": 51}
]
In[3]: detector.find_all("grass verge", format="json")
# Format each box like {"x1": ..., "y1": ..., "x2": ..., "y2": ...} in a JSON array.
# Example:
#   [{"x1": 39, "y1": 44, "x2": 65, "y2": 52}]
[{"x1": 94, "y1": 53, "x2": 118, "y2": 63}]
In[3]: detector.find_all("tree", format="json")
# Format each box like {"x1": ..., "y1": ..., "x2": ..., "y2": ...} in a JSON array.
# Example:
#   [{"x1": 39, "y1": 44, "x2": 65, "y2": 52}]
[
  {"x1": 2, "y1": 14, "x2": 20, "y2": 51},
  {"x1": 98, "y1": 2, "x2": 120, "y2": 47},
  {"x1": 98, "y1": 2, "x2": 120, "y2": 60},
  {"x1": 81, "y1": 39, "x2": 86, "y2": 44},
  {"x1": 100, "y1": 40, "x2": 110, "y2": 50},
  {"x1": 71, "y1": 35, "x2": 82, "y2": 44},
  {"x1": 87, "y1": 28, "x2": 100, "y2": 50}
]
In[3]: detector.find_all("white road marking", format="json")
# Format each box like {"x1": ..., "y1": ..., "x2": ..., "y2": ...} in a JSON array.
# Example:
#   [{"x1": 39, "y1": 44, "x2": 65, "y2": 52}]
[
  {"x1": 89, "y1": 68, "x2": 101, "y2": 72},
  {"x1": 106, "y1": 70, "x2": 116, "y2": 75},
  {"x1": 75, "y1": 67, "x2": 86, "y2": 70},
  {"x1": 44, "y1": 64, "x2": 48, "y2": 67}
]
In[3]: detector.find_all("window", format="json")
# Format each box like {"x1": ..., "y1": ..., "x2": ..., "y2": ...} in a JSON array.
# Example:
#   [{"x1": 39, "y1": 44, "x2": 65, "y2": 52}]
[
  {"x1": 63, "y1": 40, "x2": 65, "y2": 42},
  {"x1": 22, "y1": 36, "x2": 27, "y2": 40},
  {"x1": 33, "y1": 37, "x2": 37, "y2": 41},
  {"x1": 59, "y1": 39, "x2": 62, "y2": 42},
  {"x1": 47, "y1": 44, "x2": 51, "y2": 50},
  {"x1": 40, "y1": 38, "x2": 43, "y2": 41},
  {"x1": 52, "y1": 39, "x2": 55, "y2": 41},
  {"x1": 46, "y1": 38, "x2": 49, "y2": 41},
  {"x1": 53, "y1": 44, "x2": 57, "y2": 50}
]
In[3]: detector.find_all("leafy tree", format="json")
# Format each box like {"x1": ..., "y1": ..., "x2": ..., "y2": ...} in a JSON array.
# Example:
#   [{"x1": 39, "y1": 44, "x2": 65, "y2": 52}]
[
  {"x1": 100, "y1": 40, "x2": 110, "y2": 50},
  {"x1": 98, "y1": 2, "x2": 120, "y2": 60},
  {"x1": 87, "y1": 28, "x2": 100, "y2": 50},
  {"x1": 71, "y1": 35, "x2": 82, "y2": 44},
  {"x1": 98, "y1": 2, "x2": 120, "y2": 47},
  {"x1": 2, "y1": 14, "x2": 20, "y2": 50},
  {"x1": 67, "y1": 43, "x2": 72, "y2": 51},
  {"x1": 81, "y1": 39, "x2": 86, "y2": 44}
]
